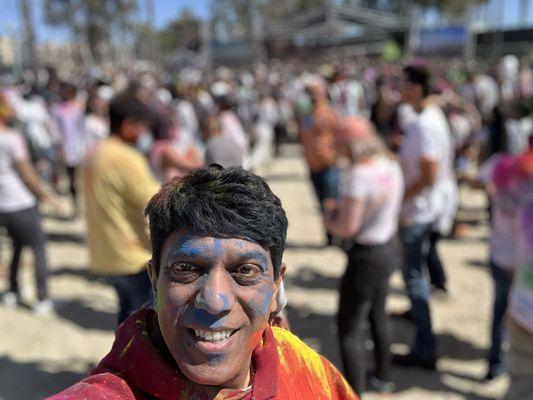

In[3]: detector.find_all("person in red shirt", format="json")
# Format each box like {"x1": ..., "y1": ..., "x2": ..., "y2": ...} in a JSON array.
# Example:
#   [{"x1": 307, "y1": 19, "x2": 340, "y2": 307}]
[{"x1": 47, "y1": 166, "x2": 357, "y2": 400}]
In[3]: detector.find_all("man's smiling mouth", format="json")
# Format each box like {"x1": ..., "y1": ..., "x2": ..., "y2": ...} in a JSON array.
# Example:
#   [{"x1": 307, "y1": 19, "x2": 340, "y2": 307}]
[{"x1": 192, "y1": 328, "x2": 239, "y2": 342}]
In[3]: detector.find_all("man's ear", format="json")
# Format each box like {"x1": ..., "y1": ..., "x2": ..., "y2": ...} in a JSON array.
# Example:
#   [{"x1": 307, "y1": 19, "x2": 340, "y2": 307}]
[
  {"x1": 270, "y1": 263, "x2": 287, "y2": 314},
  {"x1": 278, "y1": 263, "x2": 286, "y2": 283},
  {"x1": 147, "y1": 259, "x2": 158, "y2": 293}
]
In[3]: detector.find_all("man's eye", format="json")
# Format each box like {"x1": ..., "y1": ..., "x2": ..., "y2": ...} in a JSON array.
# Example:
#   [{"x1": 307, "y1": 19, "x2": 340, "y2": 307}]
[
  {"x1": 168, "y1": 263, "x2": 202, "y2": 283},
  {"x1": 232, "y1": 264, "x2": 262, "y2": 282},
  {"x1": 173, "y1": 263, "x2": 198, "y2": 272}
]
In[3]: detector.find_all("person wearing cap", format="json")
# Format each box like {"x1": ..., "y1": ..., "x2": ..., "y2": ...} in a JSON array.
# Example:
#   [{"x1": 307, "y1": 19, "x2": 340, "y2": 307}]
[
  {"x1": 300, "y1": 78, "x2": 339, "y2": 245},
  {"x1": 325, "y1": 117, "x2": 404, "y2": 395}
]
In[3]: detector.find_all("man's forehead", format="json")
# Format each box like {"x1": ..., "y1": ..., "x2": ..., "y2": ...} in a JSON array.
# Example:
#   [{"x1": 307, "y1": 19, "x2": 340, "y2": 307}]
[{"x1": 163, "y1": 232, "x2": 271, "y2": 261}]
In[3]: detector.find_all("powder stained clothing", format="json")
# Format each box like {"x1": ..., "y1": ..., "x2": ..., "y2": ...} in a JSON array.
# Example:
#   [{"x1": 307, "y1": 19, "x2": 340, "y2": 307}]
[
  {"x1": 508, "y1": 197, "x2": 533, "y2": 335},
  {"x1": 47, "y1": 308, "x2": 357, "y2": 400},
  {"x1": 340, "y1": 157, "x2": 404, "y2": 245},
  {"x1": 81, "y1": 137, "x2": 160, "y2": 276},
  {"x1": 0, "y1": 129, "x2": 36, "y2": 212},
  {"x1": 479, "y1": 154, "x2": 518, "y2": 269}
]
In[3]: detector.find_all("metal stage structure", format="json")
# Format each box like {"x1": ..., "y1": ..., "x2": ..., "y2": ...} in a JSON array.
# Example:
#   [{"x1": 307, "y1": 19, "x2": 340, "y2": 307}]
[{"x1": 264, "y1": 3, "x2": 406, "y2": 58}]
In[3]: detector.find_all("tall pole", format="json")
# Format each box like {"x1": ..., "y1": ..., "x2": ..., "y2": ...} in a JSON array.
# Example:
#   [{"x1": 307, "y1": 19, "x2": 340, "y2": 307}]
[
  {"x1": 18, "y1": 0, "x2": 39, "y2": 81},
  {"x1": 144, "y1": 0, "x2": 159, "y2": 64},
  {"x1": 200, "y1": 16, "x2": 212, "y2": 72},
  {"x1": 464, "y1": 4, "x2": 475, "y2": 62},
  {"x1": 520, "y1": 0, "x2": 529, "y2": 26}
]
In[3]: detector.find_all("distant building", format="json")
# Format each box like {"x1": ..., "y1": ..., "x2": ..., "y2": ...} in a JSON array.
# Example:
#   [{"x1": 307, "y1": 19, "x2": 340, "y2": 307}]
[
  {"x1": 0, "y1": 36, "x2": 16, "y2": 67},
  {"x1": 37, "y1": 40, "x2": 78, "y2": 70}
]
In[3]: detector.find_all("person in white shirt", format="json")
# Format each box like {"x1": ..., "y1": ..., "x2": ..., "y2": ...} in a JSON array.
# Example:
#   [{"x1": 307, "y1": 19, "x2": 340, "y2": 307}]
[
  {"x1": 0, "y1": 94, "x2": 57, "y2": 314},
  {"x1": 325, "y1": 117, "x2": 404, "y2": 395},
  {"x1": 394, "y1": 65, "x2": 454, "y2": 370},
  {"x1": 84, "y1": 89, "x2": 110, "y2": 150},
  {"x1": 216, "y1": 95, "x2": 250, "y2": 169}
]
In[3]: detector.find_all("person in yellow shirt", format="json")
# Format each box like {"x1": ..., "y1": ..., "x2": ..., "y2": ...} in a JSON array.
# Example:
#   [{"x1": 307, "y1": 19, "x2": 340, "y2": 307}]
[{"x1": 82, "y1": 92, "x2": 160, "y2": 324}]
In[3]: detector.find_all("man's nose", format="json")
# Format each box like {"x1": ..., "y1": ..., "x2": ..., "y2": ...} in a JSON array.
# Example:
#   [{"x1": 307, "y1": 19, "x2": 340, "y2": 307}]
[{"x1": 194, "y1": 268, "x2": 234, "y2": 315}]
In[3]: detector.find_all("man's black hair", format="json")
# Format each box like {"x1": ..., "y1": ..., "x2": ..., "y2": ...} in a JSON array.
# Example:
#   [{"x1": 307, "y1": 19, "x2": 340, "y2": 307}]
[
  {"x1": 145, "y1": 166, "x2": 288, "y2": 278},
  {"x1": 108, "y1": 92, "x2": 152, "y2": 134},
  {"x1": 403, "y1": 65, "x2": 431, "y2": 98}
]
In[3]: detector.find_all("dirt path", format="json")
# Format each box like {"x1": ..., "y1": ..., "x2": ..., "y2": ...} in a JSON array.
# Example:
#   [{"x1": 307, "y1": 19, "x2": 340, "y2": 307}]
[{"x1": 0, "y1": 144, "x2": 508, "y2": 399}]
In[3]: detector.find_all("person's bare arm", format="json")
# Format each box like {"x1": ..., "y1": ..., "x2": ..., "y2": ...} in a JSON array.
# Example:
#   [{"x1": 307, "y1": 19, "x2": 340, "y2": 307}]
[
  {"x1": 13, "y1": 159, "x2": 51, "y2": 201},
  {"x1": 161, "y1": 146, "x2": 203, "y2": 172},
  {"x1": 404, "y1": 157, "x2": 437, "y2": 200},
  {"x1": 324, "y1": 197, "x2": 366, "y2": 239}
]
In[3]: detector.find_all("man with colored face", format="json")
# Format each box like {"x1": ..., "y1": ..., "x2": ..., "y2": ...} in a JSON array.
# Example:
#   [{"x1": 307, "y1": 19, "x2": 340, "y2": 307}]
[
  {"x1": 152, "y1": 233, "x2": 282, "y2": 389},
  {"x1": 49, "y1": 166, "x2": 357, "y2": 399}
]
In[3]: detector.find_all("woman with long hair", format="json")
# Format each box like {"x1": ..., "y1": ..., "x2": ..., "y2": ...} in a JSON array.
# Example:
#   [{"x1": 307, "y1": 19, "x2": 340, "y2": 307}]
[{"x1": 325, "y1": 117, "x2": 404, "y2": 396}]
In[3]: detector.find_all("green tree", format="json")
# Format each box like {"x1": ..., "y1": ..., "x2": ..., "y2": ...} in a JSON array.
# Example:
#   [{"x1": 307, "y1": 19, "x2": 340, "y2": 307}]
[
  {"x1": 43, "y1": 0, "x2": 138, "y2": 64},
  {"x1": 159, "y1": 9, "x2": 201, "y2": 53},
  {"x1": 211, "y1": 0, "x2": 323, "y2": 41}
]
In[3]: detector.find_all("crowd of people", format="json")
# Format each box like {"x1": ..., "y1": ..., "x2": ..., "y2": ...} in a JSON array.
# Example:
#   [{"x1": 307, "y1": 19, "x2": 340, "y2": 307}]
[{"x1": 0, "y1": 53, "x2": 532, "y2": 398}]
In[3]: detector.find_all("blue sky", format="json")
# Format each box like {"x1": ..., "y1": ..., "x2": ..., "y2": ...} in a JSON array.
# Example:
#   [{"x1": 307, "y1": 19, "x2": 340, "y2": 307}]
[
  {"x1": 0, "y1": 0, "x2": 531, "y2": 43},
  {"x1": 0, "y1": 0, "x2": 211, "y2": 42}
]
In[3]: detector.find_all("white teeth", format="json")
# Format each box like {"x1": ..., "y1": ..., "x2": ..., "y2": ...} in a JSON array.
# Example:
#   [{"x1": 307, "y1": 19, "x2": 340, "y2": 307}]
[{"x1": 194, "y1": 329, "x2": 234, "y2": 342}]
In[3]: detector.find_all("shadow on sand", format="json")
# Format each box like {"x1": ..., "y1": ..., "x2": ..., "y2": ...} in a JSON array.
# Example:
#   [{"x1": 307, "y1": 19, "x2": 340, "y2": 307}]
[
  {"x1": 46, "y1": 232, "x2": 85, "y2": 244},
  {"x1": 0, "y1": 356, "x2": 87, "y2": 400},
  {"x1": 54, "y1": 298, "x2": 117, "y2": 331},
  {"x1": 284, "y1": 263, "x2": 494, "y2": 398}
]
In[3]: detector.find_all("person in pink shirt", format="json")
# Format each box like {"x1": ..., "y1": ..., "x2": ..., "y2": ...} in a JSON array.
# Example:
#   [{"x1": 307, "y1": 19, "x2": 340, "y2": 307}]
[{"x1": 51, "y1": 82, "x2": 87, "y2": 216}]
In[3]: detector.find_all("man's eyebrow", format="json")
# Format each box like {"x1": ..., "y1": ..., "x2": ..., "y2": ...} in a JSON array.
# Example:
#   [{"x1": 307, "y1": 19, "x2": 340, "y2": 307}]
[
  {"x1": 234, "y1": 251, "x2": 269, "y2": 267},
  {"x1": 167, "y1": 248, "x2": 209, "y2": 262}
]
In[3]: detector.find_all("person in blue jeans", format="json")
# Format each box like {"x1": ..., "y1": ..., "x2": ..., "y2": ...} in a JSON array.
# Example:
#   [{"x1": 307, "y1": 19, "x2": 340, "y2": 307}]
[
  {"x1": 395, "y1": 65, "x2": 455, "y2": 369},
  {"x1": 397, "y1": 223, "x2": 436, "y2": 368},
  {"x1": 310, "y1": 166, "x2": 340, "y2": 244}
]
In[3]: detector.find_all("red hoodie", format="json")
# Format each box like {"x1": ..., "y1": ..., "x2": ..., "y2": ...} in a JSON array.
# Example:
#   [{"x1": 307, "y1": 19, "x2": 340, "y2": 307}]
[{"x1": 47, "y1": 308, "x2": 357, "y2": 400}]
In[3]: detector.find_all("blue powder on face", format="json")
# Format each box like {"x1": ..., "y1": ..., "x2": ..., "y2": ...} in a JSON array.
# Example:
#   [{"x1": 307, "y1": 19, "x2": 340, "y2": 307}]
[
  {"x1": 219, "y1": 293, "x2": 230, "y2": 309},
  {"x1": 248, "y1": 284, "x2": 273, "y2": 317},
  {"x1": 168, "y1": 237, "x2": 210, "y2": 261},
  {"x1": 192, "y1": 308, "x2": 229, "y2": 327}
]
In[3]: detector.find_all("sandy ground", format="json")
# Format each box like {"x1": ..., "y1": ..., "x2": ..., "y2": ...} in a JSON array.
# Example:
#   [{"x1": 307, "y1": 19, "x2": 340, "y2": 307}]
[{"x1": 0, "y1": 144, "x2": 509, "y2": 399}]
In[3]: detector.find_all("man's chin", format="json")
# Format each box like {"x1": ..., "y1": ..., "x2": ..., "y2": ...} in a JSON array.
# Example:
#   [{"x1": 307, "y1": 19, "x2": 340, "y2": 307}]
[{"x1": 180, "y1": 363, "x2": 244, "y2": 388}]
